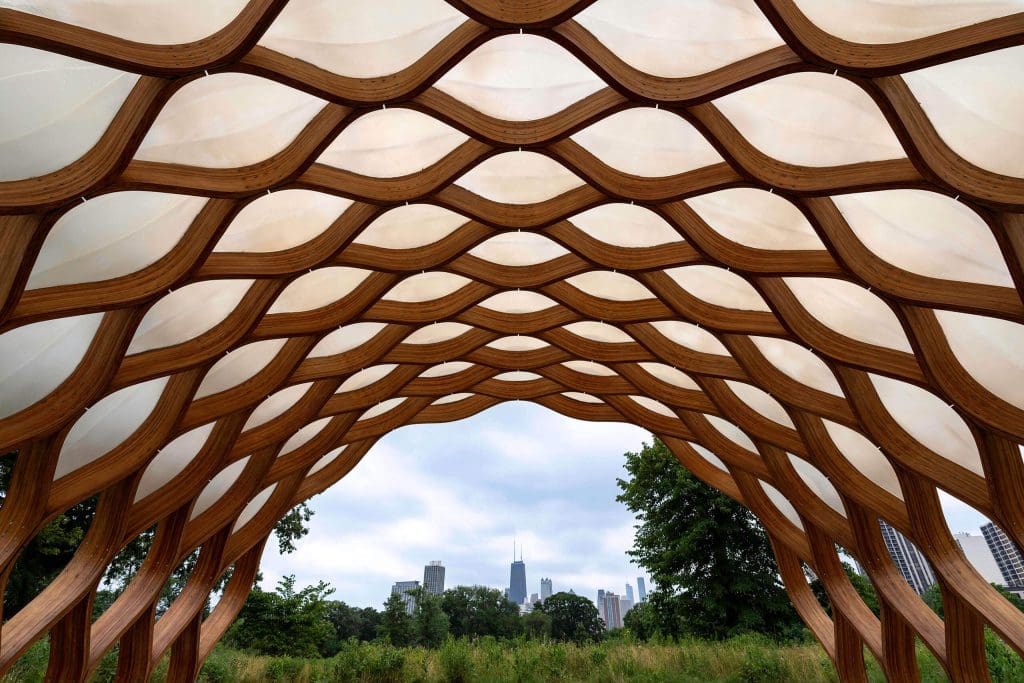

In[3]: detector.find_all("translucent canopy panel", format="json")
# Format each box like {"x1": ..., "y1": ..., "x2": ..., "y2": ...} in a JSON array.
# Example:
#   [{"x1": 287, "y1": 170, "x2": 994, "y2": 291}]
[
  {"x1": 4, "y1": 0, "x2": 250, "y2": 44},
  {"x1": 308, "y1": 446, "x2": 347, "y2": 476},
  {"x1": 902, "y1": 46, "x2": 1024, "y2": 178},
  {"x1": 469, "y1": 232, "x2": 569, "y2": 266},
  {"x1": 707, "y1": 415, "x2": 758, "y2": 452},
  {"x1": 575, "y1": 0, "x2": 784, "y2": 77},
  {"x1": 486, "y1": 336, "x2": 549, "y2": 351},
  {"x1": 215, "y1": 191, "x2": 353, "y2": 253},
  {"x1": 725, "y1": 380, "x2": 795, "y2": 428},
  {"x1": 571, "y1": 108, "x2": 723, "y2": 176},
  {"x1": 242, "y1": 383, "x2": 313, "y2": 431},
  {"x1": 383, "y1": 272, "x2": 471, "y2": 302},
  {"x1": 403, "y1": 322, "x2": 472, "y2": 344},
  {"x1": 935, "y1": 311, "x2": 1024, "y2": 410},
  {"x1": 318, "y1": 108, "x2": 468, "y2": 177},
  {"x1": 0, "y1": 45, "x2": 138, "y2": 181},
  {"x1": 638, "y1": 362, "x2": 699, "y2": 390},
  {"x1": 259, "y1": 0, "x2": 466, "y2": 78},
  {"x1": 494, "y1": 371, "x2": 542, "y2": 382},
  {"x1": 563, "y1": 360, "x2": 617, "y2": 376},
  {"x1": 686, "y1": 189, "x2": 825, "y2": 250},
  {"x1": 436, "y1": 35, "x2": 604, "y2": 120},
  {"x1": 761, "y1": 481, "x2": 805, "y2": 529},
  {"x1": 420, "y1": 361, "x2": 474, "y2": 378},
  {"x1": 649, "y1": 321, "x2": 730, "y2": 355},
  {"x1": 338, "y1": 365, "x2": 397, "y2": 393},
  {"x1": 191, "y1": 456, "x2": 249, "y2": 520},
  {"x1": 479, "y1": 291, "x2": 557, "y2": 313},
  {"x1": 135, "y1": 423, "x2": 215, "y2": 501},
  {"x1": 629, "y1": 395, "x2": 676, "y2": 418},
  {"x1": 127, "y1": 280, "x2": 253, "y2": 354},
  {"x1": 749, "y1": 337, "x2": 842, "y2": 397},
  {"x1": 567, "y1": 204, "x2": 681, "y2": 247},
  {"x1": 279, "y1": 416, "x2": 332, "y2": 456},
  {"x1": 28, "y1": 192, "x2": 207, "y2": 289},
  {"x1": 233, "y1": 484, "x2": 278, "y2": 531},
  {"x1": 359, "y1": 397, "x2": 406, "y2": 420},
  {"x1": 715, "y1": 72, "x2": 905, "y2": 166},
  {"x1": 566, "y1": 271, "x2": 654, "y2": 301},
  {"x1": 195, "y1": 339, "x2": 290, "y2": 399},
  {"x1": 268, "y1": 268, "x2": 372, "y2": 314},
  {"x1": 309, "y1": 323, "x2": 389, "y2": 357},
  {"x1": 823, "y1": 420, "x2": 902, "y2": 500},
  {"x1": 563, "y1": 321, "x2": 634, "y2": 343},
  {"x1": 135, "y1": 73, "x2": 327, "y2": 167},
  {"x1": 353, "y1": 204, "x2": 468, "y2": 249},
  {"x1": 456, "y1": 152, "x2": 584, "y2": 203},
  {"x1": 665, "y1": 266, "x2": 771, "y2": 311},
  {"x1": 789, "y1": 454, "x2": 845, "y2": 516}
]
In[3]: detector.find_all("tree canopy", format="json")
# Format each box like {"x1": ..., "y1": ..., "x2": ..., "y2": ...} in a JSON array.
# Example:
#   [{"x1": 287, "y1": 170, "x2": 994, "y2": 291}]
[
  {"x1": 616, "y1": 438, "x2": 803, "y2": 640},
  {"x1": 441, "y1": 585, "x2": 521, "y2": 640},
  {"x1": 535, "y1": 592, "x2": 604, "y2": 643},
  {"x1": 226, "y1": 575, "x2": 335, "y2": 657}
]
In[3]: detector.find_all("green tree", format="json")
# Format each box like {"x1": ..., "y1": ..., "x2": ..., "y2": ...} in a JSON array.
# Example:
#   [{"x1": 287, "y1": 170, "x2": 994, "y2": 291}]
[
  {"x1": 412, "y1": 589, "x2": 450, "y2": 647},
  {"x1": 522, "y1": 609, "x2": 552, "y2": 639},
  {"x1": 616, "y1": 438, "x2": 802, "y2": 640},
  {"x1": 380, "y1": 592, "x2": 414, "y2": 646},
  {"x1": 535, "y1": 592, "x2": 604, "y2": 643},
  {"x1": 809, "y1": 562, "x2": 880, "y2": 617},
  {"x1": 622, "y1": 600, "x2": 658, "y2": 640},
  {"x1": 441, "y1": 585, "x2": 522, "y2": 639},
  {"x1": 324, "y1": 601, "x2": 381, "y2": 643},
  {"x1": 226, "y1": 575, "x2": 335, "y2": 657}
]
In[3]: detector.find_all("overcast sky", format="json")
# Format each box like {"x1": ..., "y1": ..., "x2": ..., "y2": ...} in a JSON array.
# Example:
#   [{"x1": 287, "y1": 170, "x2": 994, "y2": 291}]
[{"x1": 258, "y1": 402, "x2": 992, "y2": 608}]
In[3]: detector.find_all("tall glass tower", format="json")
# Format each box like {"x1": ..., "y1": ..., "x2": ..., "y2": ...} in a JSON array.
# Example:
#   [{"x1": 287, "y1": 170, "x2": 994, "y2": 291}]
[
  {"x1": 509, "y1": 559, "x2": 527, "y2": 605},
  {"x1": 637, "y1": 577, "x2": 647, "y2": 602},
  {"x1": 423, "y1": 560, "x2": 445, "y2": 594}
]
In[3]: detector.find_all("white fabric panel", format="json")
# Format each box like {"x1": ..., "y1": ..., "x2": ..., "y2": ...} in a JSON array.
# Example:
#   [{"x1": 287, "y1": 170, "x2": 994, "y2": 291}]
[
  {"x1": 242, "y1": 382, "x2": 313, "y2": 431},
  {"x1": 419, "y1": 361, "x2": 474, "y2": 378},
  {"x1": 0, "y1": 45, "x2": 138, "y2": 181},
  {"x1": 935, "y1": 310, "x2": 1024, "y2": 410},
  {"x1": 127, "y1": 279, "x2": 253, "y2": 354},
  {"x1": 689, "y1": 442, "x2": 729, "y2": 471},
  {"x1": 784, "y1": 277, "x2": 912, "y2": 353},
  {"x1": 823, "y1": 420, "x2": 902, "y2": 500},
  {"x1": 233, "y1": 483, "x2": 278, "y2": 531},
  {"x1": 384, "y1": 272, "x2": 471, "y2": 302},
  {"x1": 0, "y1": 313, "x2": 103, "y2": 420},
  {"x1": 134, "y1": 423, "x2": 215, "y2": 501},
  {"x1": 715, "y1": 72, "x2": 904, "y2": 166},
  {"x1": 55, "y1": 377, "x2": 169, "y2": 479},
  {"x1": 725, "y1": 380, "x2": 795, "y2": 428},
  {"x1": 268, "y1": 267, "x2": 370, "y2": 314},
  {"x1": 309, "y1": 323, "x2": 388, "y2": 358},
  {"x1": 318, "y1": 108, "x2": 468, "y2": 176},
  {"x1": 486, "y1": 336, "x2": 549, "y2": 351},
  {"x1": 432, "y1": 393, "x2": 475, "y2": 405},
  {"x1": 279, "y1": 416, "x2": 332, "y2": 456},
  {"x1": 215, "y1": 191, "x2": 353, "y2": 253},
  {"x1": 354, "y1": 204, "x2": 468, "y2": 248},
  {"x1": 789, "y1": 454, "x2": 845, "y2": 515},
  {"x1": 833, "y1": 190, "x2": 1013, "y2": 287},
  {"x1": 760, "y1": 481, "x2": 805, "y2": 529},
  {"x1": 436, "y1": 34, "x2": 604, "y2": 120},
  {"x1": 706, "y1": 415, "x2": 758, "y2": 452},
  {"x1": 359, "y1": 397, "x2": 406, "y2": 420},
  {"x1": 749, "y1": 336, "x2": 843, "y2": 396},
  {"x1": 665, "y1": 265, "x2": 771, "y2": 311},
  {"x1": 308, "y1": 445, "x2": 347, "y2": 476},
  {"x1": 403, "y1": 323, "x2": 472, "y2": 344},
  {"x1": 456, "y1": 152, "x2": 584, "y2": 203},
  {"x1": 903, "y1": 46, "x2": 1024, "y2": 177},
  {"x1": 869, "y1": 374, "x2": 982, "y2": 475},
  {"x1": 571, "y1": 108, "x2": 723, "y2": 175},
  {"x1": 29, "y1": 192, "x2": 207, "y2": 289},
  {"x1": 793, "y1": 1, "x2": 1024, "y2": 44},
  {"x1": 195, "y1": 339, "x2": 289, "y2": 399},
  {"x1": 575, "y1": 0, "x2": 784, "y2": 77},
  {"x1": 649, "y1": 320, "x2": 730, "y2": 355},
  {"x1": 629, "y1": 395, "x2": 677, "y2": 418},
  {"x1": 568, "y1": 203, "x2": 680, "y2": 247},
  {"x1": 479, "y1": 291, "x2": 557, "y2": 313},
  {"x1": 562, "y1": 360, "x2": 617, "y2": 376},
  {"x1": 190, "y1": 456, "x2": 250, "y2": 520},
  {"x1": 4, "y1": 0, "x2": 249, "y2": 44},
  {"x1": 338, "y1": 365, "x2": 398, "y2": 393},
  {"x1": 495, "y1": 371, "x2": 543, "y2": 382},
  {"x1": 685, "y1": 188, "x2": 825, "y2": 250},
  {"x1": 638, "y1": 362, "x2": 699, "y2": 390},
  {"x1": 567, "y1": 271, "x2": 654, "y2": 301},
  {"x1": 563, "y1": 321, "x2": 634, "y2": 343},
  {"x1": 562, "y1": 391, "x2": 603, "y2": 403},
  {"x1": 260, "y1": 0, "x2": 465, "y2": 78},
  {"x1": 135, "y1": 73, "x2": 327, "y2": 167},
  {"x1": 469, "y1": 232, "x2": 569, "y2": 266}
]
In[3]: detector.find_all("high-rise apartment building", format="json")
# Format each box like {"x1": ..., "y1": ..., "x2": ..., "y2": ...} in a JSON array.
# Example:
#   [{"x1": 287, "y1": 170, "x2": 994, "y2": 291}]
[
  {"x1": 530, "y1": 592, "x2": 539, "y2": 605},
  {"x1": 637, "y1": 577, "x2": 647, "y2": 602},
  {"x1": 982, "y1": 522, "x2": 1024, "y2": 587},
  {"x1": 602, "y1": 592, "x2": 623, "y2": 629},
  {"x1": 625, "y1": 583, "x2": 634, "y2": 603},
  {"x1": 879, "y1": 520, "x2": 936, "y2": 595},
  {"x1": 423, "y1": 561, "x2": 445, "y2": 595},
  {"x1": 540, "y1": 577, "x2": 553, "y2": 602},
  {"x1": 597, "y1": 589, "x2": 606, "y2": 624},
  {"x1": 954, "y1": 532, "x2": 1003, "y2": 584},
  {"x1": 391, "y1": 580, "x2": 420, "y2": 615},
  {"x1": 509, "y1": 559, "x2": 527, "y2": 605}
]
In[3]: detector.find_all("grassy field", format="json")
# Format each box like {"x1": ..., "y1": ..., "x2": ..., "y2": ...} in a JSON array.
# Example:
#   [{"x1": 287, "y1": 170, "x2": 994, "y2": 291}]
[{"x1": 6, "y1": 634, "x2": 955, "y2": 682}]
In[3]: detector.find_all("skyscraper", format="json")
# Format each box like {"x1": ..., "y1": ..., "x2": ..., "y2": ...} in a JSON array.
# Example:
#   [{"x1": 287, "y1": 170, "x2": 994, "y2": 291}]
[
  {"x1": 597, "y1": 589, "x2": 606, "y2": 624},
  {"x1": 540, "y1": 577, "x2": 553, "y2": 602},
  {"x1": 509, "y1": 549, "x2": 527, "y2": 606},
  {"x1": 625, "y1": 583, "x2": 634, "y2": 603},
  {"x1": 879, "y1": 520, "x2": 936, "y2": 595},
  {"x1": 982, "y1": 522, "x2": 1024, "y2": 587},
  {"x1": 423, "y1": 561, "x2": 445, "y2": 594},
  {"x1": 530, "y1": 593, "x2": 539, "y2": 605},
  {"x1": 602, "y1": 592, "x2": 623, "y2": 629},
  {"x1": 637, "y1": 577, "x2": 647, "y2": 602},
  {"x1": 954, "y1": 532, "x2": 1003, "y2": 584},
  {"x1": 391, "y1": 580, "x2": 420, "y2": 615}
]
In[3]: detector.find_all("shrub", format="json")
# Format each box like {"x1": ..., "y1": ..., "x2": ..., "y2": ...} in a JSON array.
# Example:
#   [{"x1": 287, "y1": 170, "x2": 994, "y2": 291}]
[
  {"x1": 735, "y1": 647, "x2": 787, "y2": 683},
  {"x1": 438, "y1": 637, "x2": 473, "y2": 683}
]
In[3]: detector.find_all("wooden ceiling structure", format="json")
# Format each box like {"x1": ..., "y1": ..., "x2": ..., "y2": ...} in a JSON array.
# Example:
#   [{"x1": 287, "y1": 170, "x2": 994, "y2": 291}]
[{"x1": 0, "y1": 0, "x2": 1023, "y2": 680}]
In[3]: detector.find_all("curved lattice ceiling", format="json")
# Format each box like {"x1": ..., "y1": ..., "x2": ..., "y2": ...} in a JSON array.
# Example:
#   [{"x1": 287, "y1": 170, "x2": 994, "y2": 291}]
[{"x1": 1, "y1": 1, "x2": 1024, "y2": 680}]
